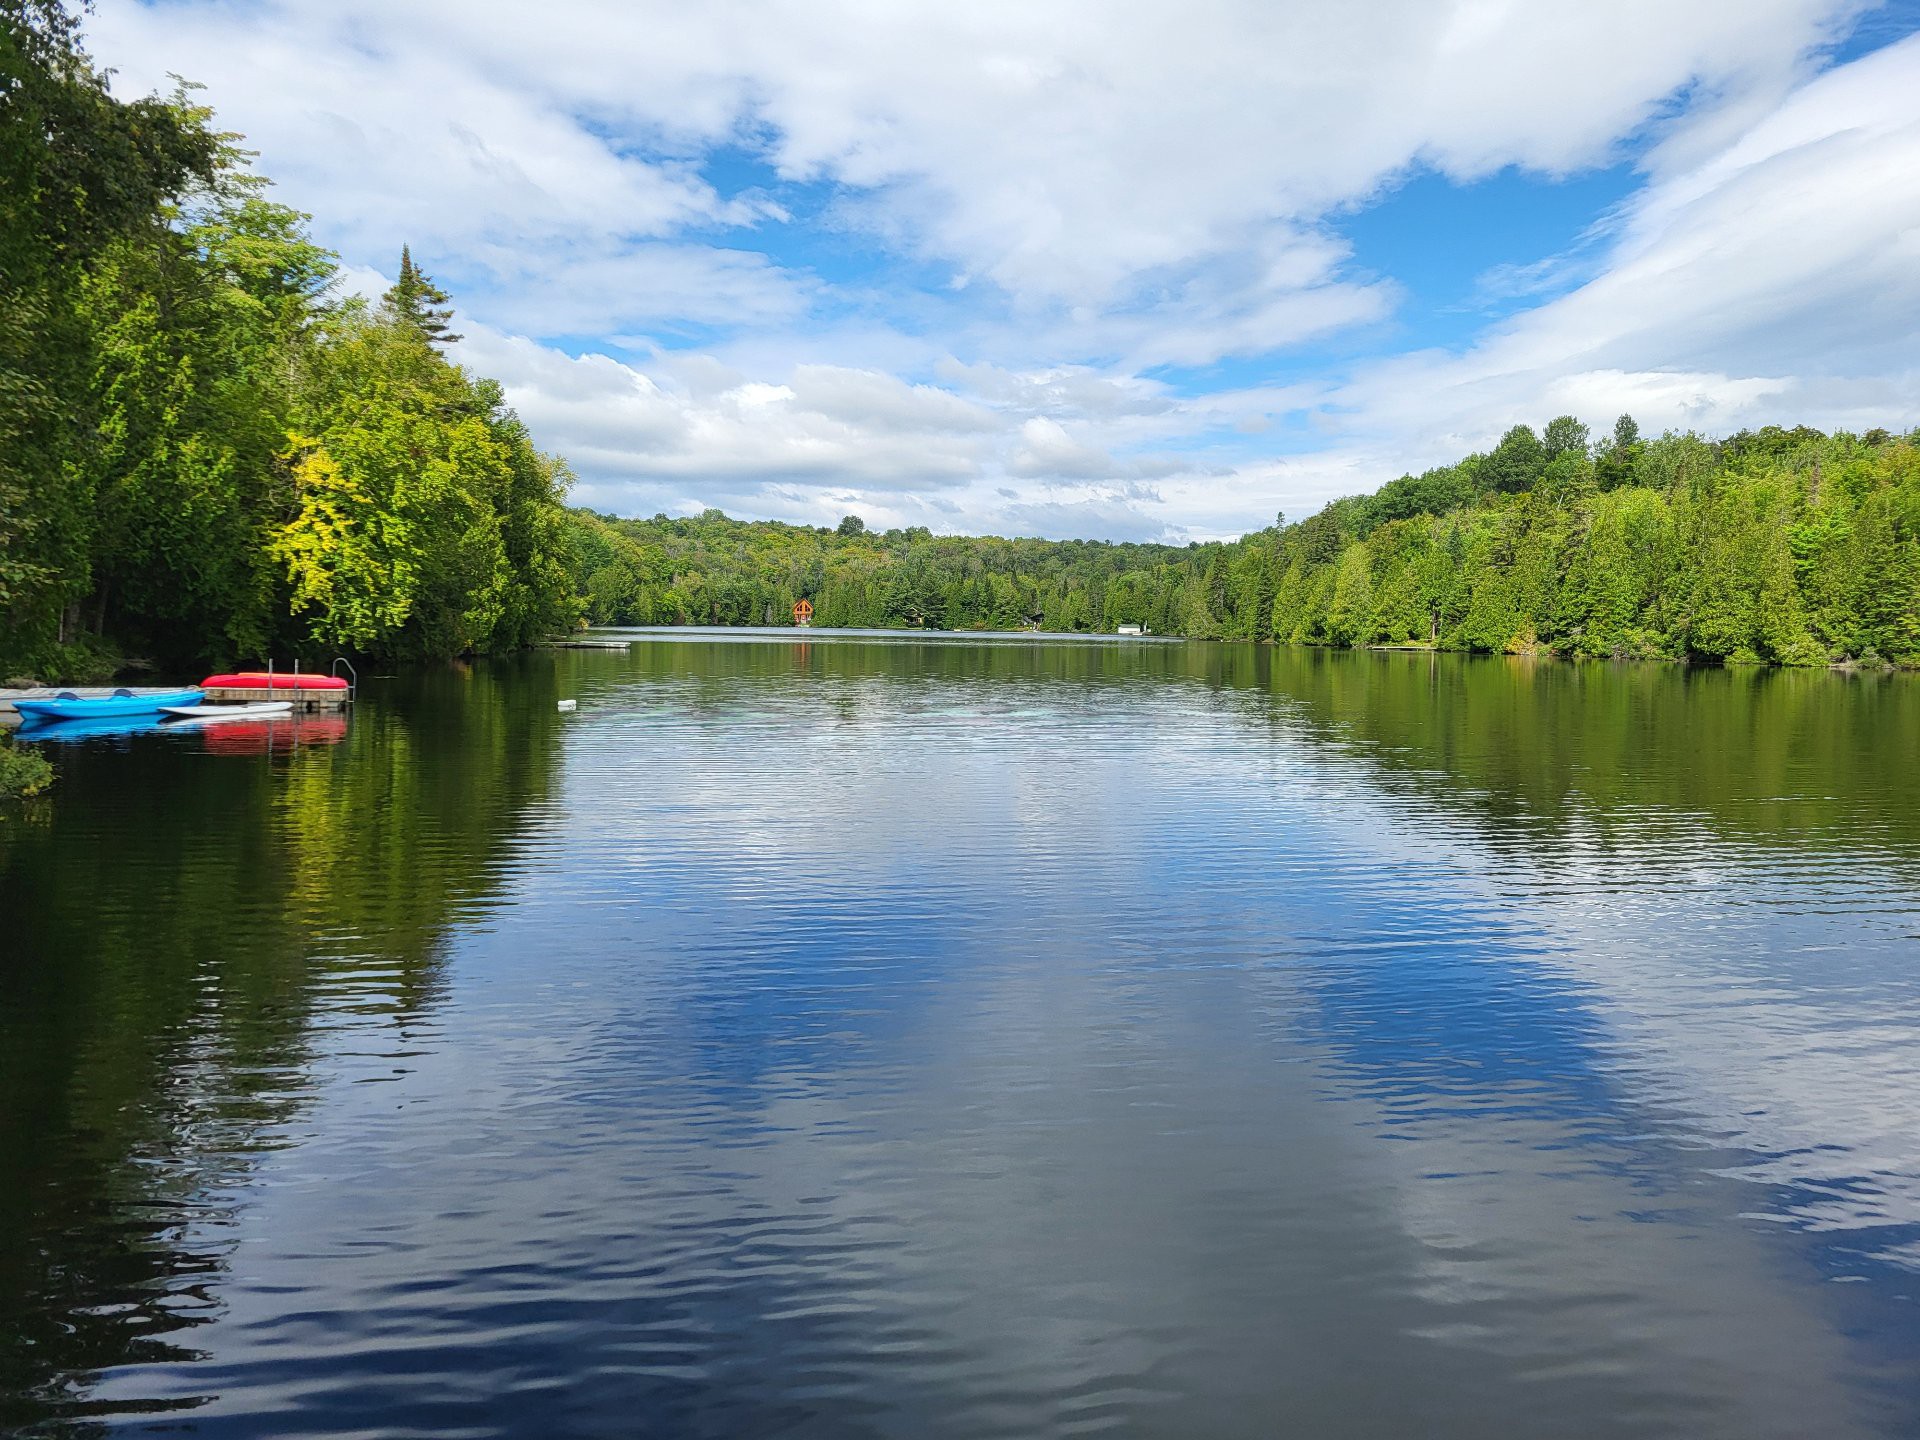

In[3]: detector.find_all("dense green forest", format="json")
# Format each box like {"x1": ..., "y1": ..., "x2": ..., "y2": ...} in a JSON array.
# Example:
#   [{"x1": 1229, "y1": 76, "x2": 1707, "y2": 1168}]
[
  {"x1": 565, "y1": 507, "x2": 1205, "y2": 633},
  {"x1": 0, "y1": 3, "x2": 575, "y2": 682},
  {"x1": 566, "y1": 417, "x2": 1920, "y2": 667}
]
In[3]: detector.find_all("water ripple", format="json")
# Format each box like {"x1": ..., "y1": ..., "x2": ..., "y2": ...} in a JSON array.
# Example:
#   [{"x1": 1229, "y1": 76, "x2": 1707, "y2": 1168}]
[{"x1": 4, "y1": 643, "x2": 1919, "y2": 1437}]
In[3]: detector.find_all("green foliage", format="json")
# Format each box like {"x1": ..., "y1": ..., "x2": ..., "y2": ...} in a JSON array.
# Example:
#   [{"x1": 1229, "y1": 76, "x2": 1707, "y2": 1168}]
[
  {"x1": 1, "y1": 4, "x2": 216, "y2": 665},
  {"x1": 563, "y1": 508, "x2": 1210, "y2": 635},
  {"x1": 0, "y1": 733, "x2": 54, "y2": 797},
  {"x1": 1258, "y1": 425, "x2": 1920, "y2": 667},
  {"x1": 271, "y1": 321, "x2": 574, "y2": 657},
  {"x1": 0, "y1": 6, "x2": 571, "y2": 674},
  {"x1": 1595, "y1": 413, "x2": 1644, "y2": 490},
  {"x1": 381, "y1": 244, "x2": 460, "y2": 347},
  {"x1": 1365, "y1": 464, "x2": 1476, "y2": 528},
  {"x1": 1543, "y1": 415, "x2": 1589, "y2": 460},
  {"x1": 1481, "y1": 424, "x2": 1549, "y2": 494}
]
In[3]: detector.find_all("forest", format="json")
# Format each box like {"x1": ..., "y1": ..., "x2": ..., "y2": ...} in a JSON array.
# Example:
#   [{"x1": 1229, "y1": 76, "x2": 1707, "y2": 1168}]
[
  {"x1": 565, "y1": 418, "x2": 1920, "y2": 668},
  {"x1": 0, "y1": 3, "x2": 576, "y2": 683}
]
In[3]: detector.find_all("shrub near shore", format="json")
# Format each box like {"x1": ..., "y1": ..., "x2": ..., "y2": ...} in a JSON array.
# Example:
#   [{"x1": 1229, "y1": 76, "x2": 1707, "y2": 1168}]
[{"x1": 0, "y1": 737, "x2": 54, "y2": 799}]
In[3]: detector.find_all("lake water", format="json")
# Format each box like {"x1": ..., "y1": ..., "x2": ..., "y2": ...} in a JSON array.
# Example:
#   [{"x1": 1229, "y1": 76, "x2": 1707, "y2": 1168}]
[{"x1": 4, "y1": 634, "x2": 1919, "y2": 1438}]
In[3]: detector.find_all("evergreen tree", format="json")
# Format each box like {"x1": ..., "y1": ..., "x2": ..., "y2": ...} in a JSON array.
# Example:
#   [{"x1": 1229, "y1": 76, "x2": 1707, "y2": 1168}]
[
  {"x1": 381, "y1": 244, "x2": 461, "y2": 346},
  {"x1": 1327, "y1": 541, "x2": 1375, "y2": 646},
  {"x1": 1596, "y1": 413, "x2": 1643, "y2": 490}
]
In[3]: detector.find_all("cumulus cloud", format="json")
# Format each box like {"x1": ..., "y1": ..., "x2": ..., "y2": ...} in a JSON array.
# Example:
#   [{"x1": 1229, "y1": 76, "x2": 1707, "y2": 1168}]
[
  {"x1": 474, "y1": 246, "x2": 813, "y2": 339},
  {"x1": 462, "y1": 328, "x2": 993, "y2": 496},
  {"x1": 787, "y1": 366, "x2": 1001, "y2": 437},
  {"x1": 87, "y1": 0, "x2": 1918, "y2": 539},
  {"x1": 1319, "y1": 34, "x2": 1920, "y2": 462}
]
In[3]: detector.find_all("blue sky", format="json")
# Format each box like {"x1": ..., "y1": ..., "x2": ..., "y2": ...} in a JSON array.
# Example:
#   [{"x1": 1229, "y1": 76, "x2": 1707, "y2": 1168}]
[{"x1": 93, "y1": 0, "x2": 1920, "y2": 539}]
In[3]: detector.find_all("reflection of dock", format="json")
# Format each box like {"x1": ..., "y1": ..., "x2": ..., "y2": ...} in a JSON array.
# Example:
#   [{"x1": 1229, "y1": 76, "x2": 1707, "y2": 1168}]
[{"x1": 201, "y1": 713, "x2": 349, "y2": 754}]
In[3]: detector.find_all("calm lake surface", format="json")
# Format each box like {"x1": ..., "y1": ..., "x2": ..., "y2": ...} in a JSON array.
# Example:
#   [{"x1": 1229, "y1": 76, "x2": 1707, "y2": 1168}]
[{"x1": 4, "y1": 634, "x2": 1919, "y2": 1438}]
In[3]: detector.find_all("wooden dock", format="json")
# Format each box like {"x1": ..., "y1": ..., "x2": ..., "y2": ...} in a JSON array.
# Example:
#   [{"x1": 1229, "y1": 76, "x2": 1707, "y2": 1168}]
[
  {"x1": 204, "y1": 659, "x2": 357, "y2": 710},
  {"x1": 202, "y1": 684, "x2": 351, "y2": 710}
]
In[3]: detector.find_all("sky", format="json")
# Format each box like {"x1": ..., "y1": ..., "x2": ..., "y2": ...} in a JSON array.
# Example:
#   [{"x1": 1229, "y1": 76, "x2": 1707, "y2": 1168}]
[{"x1": 89, "y1": 0, "x2": 1920, "y2": 541}]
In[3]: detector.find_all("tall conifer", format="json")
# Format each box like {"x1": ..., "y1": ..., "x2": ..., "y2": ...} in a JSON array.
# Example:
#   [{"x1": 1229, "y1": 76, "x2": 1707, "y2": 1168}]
[{"x1": 381, "y1": 244, "x2": 461, "y2": 345}]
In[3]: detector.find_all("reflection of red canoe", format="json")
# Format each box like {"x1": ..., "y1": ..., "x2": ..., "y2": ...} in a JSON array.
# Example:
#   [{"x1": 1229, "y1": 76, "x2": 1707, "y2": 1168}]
[
  {"x1": 202, "y1": 715, "x2": 350, "y2": 754},
  {"x1": 201, "y1": 672, "x2": 349, "y2": 691}
]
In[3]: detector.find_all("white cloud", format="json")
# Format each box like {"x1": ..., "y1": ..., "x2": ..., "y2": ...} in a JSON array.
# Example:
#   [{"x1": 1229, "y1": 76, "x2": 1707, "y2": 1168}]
[
  {"x1": 87, "y1": 1, "x2": 1918, "y2": 539},
  {"x1": 787, "y1": 366, "x2": 1001, "y2": 436},
  {"x1": 463, "y1": 328, "x2": 993, "y2": 498},
  {"x1": 1317, "y1": 34, "x2": 1920, "y2": 460},
  {"x1": 1007, "y1": 418, "x2": 1180, "y2": 484},
  {"x1": 97, "y1": 0, "x2": 1867, "y2": 309},
  {"x1": 714, "y1": 0, "x2": 1861, "y2": 302},
  {"x1": 472, "y1": 246, "x2": 813, "y2": 338}
]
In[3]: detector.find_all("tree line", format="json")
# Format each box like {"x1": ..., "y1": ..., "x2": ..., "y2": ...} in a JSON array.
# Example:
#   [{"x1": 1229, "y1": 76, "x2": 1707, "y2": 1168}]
[
  {"x1": 565, "y1": 507, "x2": 1211, "y2": 634},
  {"x1": 565, "y1": 416, "x2": 1920, "y2": 668},
  {"x1": 1, "y1": 3, "x2": 575, "y2": 682}
]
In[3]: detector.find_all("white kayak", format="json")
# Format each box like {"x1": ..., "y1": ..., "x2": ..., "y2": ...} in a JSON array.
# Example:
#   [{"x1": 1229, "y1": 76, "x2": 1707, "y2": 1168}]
[{"x1": 160, "y1": 702, "x2": 294, "y2": 723}]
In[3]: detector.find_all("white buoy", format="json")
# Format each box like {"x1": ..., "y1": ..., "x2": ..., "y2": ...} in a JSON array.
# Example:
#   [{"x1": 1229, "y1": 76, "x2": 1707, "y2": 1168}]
[{"x1": 558, "y1": 699, "x2": 577, "y2": 712}]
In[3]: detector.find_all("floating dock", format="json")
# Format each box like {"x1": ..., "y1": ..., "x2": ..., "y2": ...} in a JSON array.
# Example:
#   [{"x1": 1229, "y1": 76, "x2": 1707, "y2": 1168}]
[
  {"x1": 200, "y1": 683, "x2": 350, "y2": 711},
  {"x1": 201, "y1": 661, "x2": 357, "y2": 710}
]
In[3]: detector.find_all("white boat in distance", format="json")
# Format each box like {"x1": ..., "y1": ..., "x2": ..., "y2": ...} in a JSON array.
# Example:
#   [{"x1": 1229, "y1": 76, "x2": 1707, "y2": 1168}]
[{"x1": 160, "y1": 702, "x2": 295, "y2": 723}]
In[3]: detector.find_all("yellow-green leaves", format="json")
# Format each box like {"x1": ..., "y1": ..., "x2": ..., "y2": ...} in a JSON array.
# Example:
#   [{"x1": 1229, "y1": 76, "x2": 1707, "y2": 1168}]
[{"x1": 269, "y1": 320, "x2": 570, "y2": 659}]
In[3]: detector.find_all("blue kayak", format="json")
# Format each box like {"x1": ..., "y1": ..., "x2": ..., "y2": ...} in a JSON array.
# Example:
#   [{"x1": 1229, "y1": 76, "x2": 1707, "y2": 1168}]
[{"x1": 13, "y1": 688, "x2": 203, "y2": 724}]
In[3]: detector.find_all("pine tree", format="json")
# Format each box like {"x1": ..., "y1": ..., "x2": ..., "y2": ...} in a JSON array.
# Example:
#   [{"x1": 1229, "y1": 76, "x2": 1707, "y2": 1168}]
[{"x1": 382, "y1": 244, "x2": 461, "y2": 345}]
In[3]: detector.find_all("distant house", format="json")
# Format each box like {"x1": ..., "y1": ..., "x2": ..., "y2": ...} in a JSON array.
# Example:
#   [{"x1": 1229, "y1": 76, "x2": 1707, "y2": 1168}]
[
  {"x1": 1116, "y1": 623, "x2": 1143, "y2": 636},
  {"x1": 793, "y1": 598, "x2": 814, "y2": 627}
]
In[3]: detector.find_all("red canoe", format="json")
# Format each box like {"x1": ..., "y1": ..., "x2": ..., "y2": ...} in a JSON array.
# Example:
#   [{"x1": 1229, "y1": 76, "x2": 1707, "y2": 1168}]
[{"x1": 201, "y1": 672, "x2": 349, "y2": 691}]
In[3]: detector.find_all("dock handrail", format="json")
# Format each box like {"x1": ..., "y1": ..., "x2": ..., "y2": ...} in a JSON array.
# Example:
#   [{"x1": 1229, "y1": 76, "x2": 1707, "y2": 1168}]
[{"x1": 330, "y1": 656, "x2": 358, "y2": 702}]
